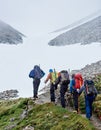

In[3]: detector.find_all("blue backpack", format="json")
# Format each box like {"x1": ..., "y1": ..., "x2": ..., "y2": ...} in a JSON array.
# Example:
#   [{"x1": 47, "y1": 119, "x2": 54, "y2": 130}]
[
  {"x1": 29, "y1": 65, "x2": 45, "y2": 79},
  {"x1": 29, "y1": 69, "x2": 35, "y2": 78},
  {"x1": 40, "y1": 70, "x2": 45, "y2": 78}
]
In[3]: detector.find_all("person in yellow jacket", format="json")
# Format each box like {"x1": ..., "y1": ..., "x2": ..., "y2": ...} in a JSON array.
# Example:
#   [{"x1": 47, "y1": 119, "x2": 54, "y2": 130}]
[{"x1": 44, "y1": 69, "x2": 59, "y2": 103}]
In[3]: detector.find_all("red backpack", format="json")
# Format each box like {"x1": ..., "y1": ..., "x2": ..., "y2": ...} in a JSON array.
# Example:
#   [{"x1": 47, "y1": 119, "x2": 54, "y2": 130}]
[{"x1": 74, "y1": 73, "x2": 83, "y2": 89}]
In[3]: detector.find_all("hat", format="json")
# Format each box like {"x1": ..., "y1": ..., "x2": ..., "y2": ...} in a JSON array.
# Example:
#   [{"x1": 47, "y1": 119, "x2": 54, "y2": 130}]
[{"x1": 49, "y1": 69, "x2": 53, "y2": 73}]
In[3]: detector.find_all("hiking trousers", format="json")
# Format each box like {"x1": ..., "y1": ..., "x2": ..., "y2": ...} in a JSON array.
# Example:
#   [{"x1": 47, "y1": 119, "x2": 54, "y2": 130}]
[
  {"x1": 33, "y1": 78, "x2": 40, "y2": 98},
  {"x1": 60, "y1": 84, "x2": 68, "y2": 108},
  {"x1": 50, "y1": 83, "x2": 55, "y2": 102},
  {"x1": 73, "y1": 91, "x2": 79, "y2": 112},
  {"x1": 85, "y1": 95, "x2": 94, "y2": 119}
]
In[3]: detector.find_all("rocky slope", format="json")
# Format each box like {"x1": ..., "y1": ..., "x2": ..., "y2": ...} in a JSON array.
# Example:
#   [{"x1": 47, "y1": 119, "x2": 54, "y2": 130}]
[
  {"x1": 0, "y1": 20, "x2": 25, "y2": 44},
  {"x1": 0, "y1": 60, "x2": 101, "y2": 129},
  {"x1": 0, "y1": 89, "x2": 19, "y2": 100},
  {"x1": 48, "y1": 15, "x2": 101, "y2": 46},
  {"x1": 71, "y1": 60, "x2": 101, "y2": 78}
]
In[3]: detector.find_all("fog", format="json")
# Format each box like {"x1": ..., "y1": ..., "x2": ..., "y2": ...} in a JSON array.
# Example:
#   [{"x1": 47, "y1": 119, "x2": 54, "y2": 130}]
[{"x1": 0, "y1": 0, "x2": 101, "y2": 97}]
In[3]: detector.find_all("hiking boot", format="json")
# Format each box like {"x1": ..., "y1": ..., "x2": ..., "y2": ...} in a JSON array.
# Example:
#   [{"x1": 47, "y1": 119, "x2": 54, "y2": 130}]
[
  {"x1": 77, "y1": 110, "x2": 81, "y2": 114},
  {"x1": 33, "y1": 96, "x2": 38, "y2": 99},
  {"x1": 51, "y1": 101, "x2": 56, "y2": 105},
  {"x1": 36, "y1": 96, "x2": 38, "y2": 98},
  {"x1": 33, "y1": 96, "x2": 37, "y2": 100},
  {"x1": 89, "y1": 117, "x2": 93, "y2": 121}
]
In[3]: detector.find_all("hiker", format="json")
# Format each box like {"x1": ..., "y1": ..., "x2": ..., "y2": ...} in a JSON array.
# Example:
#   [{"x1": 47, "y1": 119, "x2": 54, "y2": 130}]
[
  {"x1": 79, "y1": 79, "x2": 98, "y2": 120},
  {"x1": 29, "y1": 65, "x2": 45, "y2": 99},
  {"x1": 70, "y1": 73, "x2": 83, "y2": 113},
  {"x1": 55, "y1": 70, "x2": 70, "y2": 108},
  {"x1": 44, "y1": 69, "x2": 59, "y2": 103}
]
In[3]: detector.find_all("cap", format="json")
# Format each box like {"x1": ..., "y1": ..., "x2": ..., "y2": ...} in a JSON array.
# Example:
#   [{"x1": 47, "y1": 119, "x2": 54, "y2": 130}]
[{"x1": 49, "y1": 69, "x2": 53, "y2": 73}]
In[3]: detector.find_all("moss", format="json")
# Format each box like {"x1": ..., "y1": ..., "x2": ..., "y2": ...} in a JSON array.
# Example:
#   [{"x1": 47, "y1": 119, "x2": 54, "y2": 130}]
[
  {"x1": 0, "y1": 98, "x2": 96, "y2": 130},
  {"x1": 93, "y1": 94, "x2": 101, "y2": 119},
  {"x1": 93, "y1": 74, "x2": 101, "y2": 92}
]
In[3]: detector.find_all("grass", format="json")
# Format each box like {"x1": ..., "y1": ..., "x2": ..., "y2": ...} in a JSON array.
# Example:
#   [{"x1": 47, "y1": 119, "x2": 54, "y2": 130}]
[{"x1": 0, "y1": 98, "x2": 96, "y2": 130}]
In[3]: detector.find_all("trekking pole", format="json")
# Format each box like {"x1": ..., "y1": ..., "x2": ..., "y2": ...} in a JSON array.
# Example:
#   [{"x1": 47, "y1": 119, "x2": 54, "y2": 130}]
[
  {"x1": 54, "y1": 68, "x2": 57, "y2": 80},
  {"x1": 78, "y1": 95, "x2": 80, "y2": 114}
]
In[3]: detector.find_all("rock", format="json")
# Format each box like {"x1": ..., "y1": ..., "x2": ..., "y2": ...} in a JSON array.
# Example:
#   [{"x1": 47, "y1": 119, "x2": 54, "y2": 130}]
[
  {"x1": 23, "y1": 126, "x2": 34, "y2": 130},
  {"x1": 0, "y1": 89, "x2": 19, "y2": 100},
  {"x1": 71, "y1": 60, "x2": 101, "y2": 78},
  {"x1": 48, "y1": 15, "x2": 101, "y2": 46},
  {"x1": 0, "y1": 19, "x2": 25, "y2": 44}
]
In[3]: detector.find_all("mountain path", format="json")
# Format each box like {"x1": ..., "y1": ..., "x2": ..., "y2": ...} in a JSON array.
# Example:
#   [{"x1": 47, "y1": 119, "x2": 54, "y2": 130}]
[
  {"x1": 67, "y1": 106, "x2": 101, "y2": 130},
  {"x1": 89, "y1": 114, "x2": 101, "y2": 130},
  {"x1": 34, "y1": 93, "x2": 101, "y2": 130}
]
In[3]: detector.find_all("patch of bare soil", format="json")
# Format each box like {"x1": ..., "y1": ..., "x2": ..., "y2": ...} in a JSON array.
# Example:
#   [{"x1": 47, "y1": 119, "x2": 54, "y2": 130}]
[{"x1": 90, "y1": 114, "x2": 101, "y2": 130}]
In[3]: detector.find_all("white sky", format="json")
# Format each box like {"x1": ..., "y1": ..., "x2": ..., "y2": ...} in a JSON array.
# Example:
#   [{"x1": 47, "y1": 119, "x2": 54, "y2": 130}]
[
  {"x1": 0, "y1": 0, "x2": 101, "y2": 35},
  {"x1": 0, "y1": 0, "x2": 101, "y2": 97}
]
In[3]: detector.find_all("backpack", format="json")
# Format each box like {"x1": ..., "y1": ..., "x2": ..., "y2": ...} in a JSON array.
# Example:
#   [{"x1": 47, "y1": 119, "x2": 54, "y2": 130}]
[
  {"x1": 29, "y1": 65, "x2": 45, "y2": 79},
  {"x1": 29, "y1": 69, "x2": 35, "y2": 78},
  {"x1": 40, "y1": 70, "x2": 45, "y2": 78},
  {"x1": 60, "y1": 70, "x2": 70, "y2": 85},
  {"x1": 34, "y1": 67, "x2": 45, "y2": 79},
  {"x1": 51, "y1": 70, "x2": 58, "y2": 84},
  {"x1": 85, "y1": 80, "x2": 96, "y2": 95},
  {"x1": 74, "y1": 73, "x2": 83, "y2": 89}
]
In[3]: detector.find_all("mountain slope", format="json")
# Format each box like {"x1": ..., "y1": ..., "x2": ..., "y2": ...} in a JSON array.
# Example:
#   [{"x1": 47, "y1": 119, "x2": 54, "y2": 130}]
[
  {"x1": 48, "y1": 15, "x2": 101, "y2": 46},
  {"x1": 0, "y1": 98, "x2": 96, "y2": 130},
  {"x1": 0, "y1": 20, "x2": 25, "y2": 44},
  {"x1": 71, "y1": 60, "x2": 101, "y2": 78}
]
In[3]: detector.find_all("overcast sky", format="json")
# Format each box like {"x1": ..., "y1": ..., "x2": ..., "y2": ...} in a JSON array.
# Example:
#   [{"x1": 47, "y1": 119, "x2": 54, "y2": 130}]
[
  {"x1": 0, "y1": 0, "x2": 101, "y2": 97},
  {"x1": 0, "y1": 0, "x2": 101, "y2": 36}
]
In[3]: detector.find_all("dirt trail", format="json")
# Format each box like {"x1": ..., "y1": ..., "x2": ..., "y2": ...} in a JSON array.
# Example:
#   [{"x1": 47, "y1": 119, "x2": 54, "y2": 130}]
[
  {"x1": 88, "y1": 114, "x2": 101, "y2": 130},
  {"x1": 68, "y1": 106, "x2": 101, "y2": 130}
]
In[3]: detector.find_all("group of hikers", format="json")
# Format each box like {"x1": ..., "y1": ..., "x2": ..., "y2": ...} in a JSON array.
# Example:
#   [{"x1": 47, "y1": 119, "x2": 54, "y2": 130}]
[{"x1": 29, "y1": 65, "x2": 98, "y2": 120}]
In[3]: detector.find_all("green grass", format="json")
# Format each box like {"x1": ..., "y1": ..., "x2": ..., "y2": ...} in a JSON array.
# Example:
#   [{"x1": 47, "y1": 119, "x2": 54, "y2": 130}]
[
  {"x1": 93, "y1": 74, "x2": 101, "y2": 92},
  {"x1": 0, "y1": 98, "x2": 96, "y2": 130},
  {"x1": 0, "y1": 74, "x2": 101, "y2": 129}
]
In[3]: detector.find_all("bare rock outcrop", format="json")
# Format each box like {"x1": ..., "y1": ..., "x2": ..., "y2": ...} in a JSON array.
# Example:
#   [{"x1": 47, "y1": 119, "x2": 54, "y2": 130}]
[
  {"x1": 71, "y1": 60, "x2": 101, "y2": 78},
  {"x1": 49, "y1": 15, "x2": 101, "y2": 46},
  {"x1": 0, "y1": 89, "x2": 19, "y2": 100},
  {"x1": 0, "y1": 20, "x2": 25, "y2": 44}
]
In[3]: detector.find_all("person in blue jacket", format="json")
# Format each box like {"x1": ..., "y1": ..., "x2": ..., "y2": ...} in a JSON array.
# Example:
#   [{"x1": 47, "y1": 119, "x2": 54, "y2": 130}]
[
  {"x1": 79, "y1": 79, "x2": 98, "y2": 120},
  {"x1": 29, "y1": 65, "x2": 45, "y2": 99}
]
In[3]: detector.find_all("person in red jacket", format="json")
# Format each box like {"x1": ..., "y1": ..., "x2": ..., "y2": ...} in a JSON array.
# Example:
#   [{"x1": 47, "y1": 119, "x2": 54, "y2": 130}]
[{"x1": 70, "y1": 73, "x2": 83, "y2": 113}]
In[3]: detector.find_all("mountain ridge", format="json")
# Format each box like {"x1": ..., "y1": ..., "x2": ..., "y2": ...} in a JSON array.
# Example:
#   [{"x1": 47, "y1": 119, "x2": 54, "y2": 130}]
[
  {"x1": 0, "y1": 20, "x2": 25, "y2": 44},
  {"x1": 52, "y1": 10, "x2": 101, "y2": 33},
  {"x1": 71, "y1": 60, "x2": 101, "y2": 78},
  {"x1": 48, "y1": 15, "x2": 101, "y2": 46}
]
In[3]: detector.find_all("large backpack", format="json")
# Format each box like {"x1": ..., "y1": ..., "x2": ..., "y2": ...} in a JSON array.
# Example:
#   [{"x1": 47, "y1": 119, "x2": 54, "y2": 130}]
[
  {"x1": 29, "y1": 69, "x2": 35, "y2": 78},
  {"x1": 29, "y1": 65, "x2": 45, "y2": 79},
  {"x1": 85, "y1": 80, "x2": 96, "y2": 95},
  {"x1": 51, "y1": 70, "x2": 58, "y2": 84},
  {"x1": 60, "y1": 70, "x2": 70, "y2": 85},
  {"x1": 74, "y1": 73, "x2": 83, "y2": 89}
]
